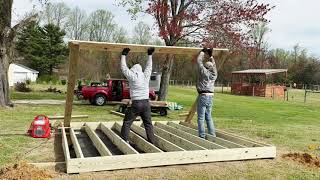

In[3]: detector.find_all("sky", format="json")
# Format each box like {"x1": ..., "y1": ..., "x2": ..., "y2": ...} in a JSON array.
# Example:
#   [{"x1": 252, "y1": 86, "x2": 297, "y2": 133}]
[{"x1": 12, "y1": 0, "x2": 320, "y2": 57}]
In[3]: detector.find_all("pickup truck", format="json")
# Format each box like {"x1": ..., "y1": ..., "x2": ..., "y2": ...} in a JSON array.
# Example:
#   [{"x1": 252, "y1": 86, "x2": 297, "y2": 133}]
[{"x1": 78, "y1": 79, "x2": 156, "y2": 106}]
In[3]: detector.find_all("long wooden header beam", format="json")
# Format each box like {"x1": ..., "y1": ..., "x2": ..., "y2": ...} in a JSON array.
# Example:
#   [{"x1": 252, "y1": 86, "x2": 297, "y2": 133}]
[{"x1": 69, "y1": 40, "x2": 229, "y2": 56}]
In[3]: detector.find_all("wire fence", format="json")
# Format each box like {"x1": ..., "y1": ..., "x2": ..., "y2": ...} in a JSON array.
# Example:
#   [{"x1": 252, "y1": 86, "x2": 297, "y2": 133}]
[{"x1": 170, "y1": 80, "x2": 320, "y2": 105}]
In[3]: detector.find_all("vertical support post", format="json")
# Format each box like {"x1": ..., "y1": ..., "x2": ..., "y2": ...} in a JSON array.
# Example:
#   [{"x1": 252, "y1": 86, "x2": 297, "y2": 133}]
[
  {"x1": 185, "y1": 96, "x2": 199, "y2": 123},
  {"x1": 304, "y1": 86, "x2": 307, "y2": 103},
  {"x1": 64, "y1": 42, "x2": 80, "y2": 127},
  {"x1": 286, "y1": 88, "x2": 289, "y2": 101}
]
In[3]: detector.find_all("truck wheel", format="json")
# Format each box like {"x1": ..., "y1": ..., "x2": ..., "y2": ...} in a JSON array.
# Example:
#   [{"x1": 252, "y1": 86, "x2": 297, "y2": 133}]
[
  {"x1": 94, "y1": 94, "x2": 106, "y2": 106},
  {"x1": 159, "y1": 108, "x2": 167, "y2": 116}
]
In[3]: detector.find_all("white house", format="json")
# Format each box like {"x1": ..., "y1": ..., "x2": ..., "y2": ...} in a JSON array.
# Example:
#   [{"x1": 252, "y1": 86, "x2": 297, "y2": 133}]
[{"x1": 8, "y1": 63, "x2": 39, "y2": 86}]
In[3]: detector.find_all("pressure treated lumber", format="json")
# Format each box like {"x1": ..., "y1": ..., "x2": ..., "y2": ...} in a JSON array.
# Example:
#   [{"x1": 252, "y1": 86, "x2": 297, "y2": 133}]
[
  {"x1": 100, "y1": 123, "x2": 139, "y2": 154},
  {"x1": 66, "y1": 146, "x2": 276, "y2": 173},
  {"x1": 168, "y1": 122, "x2": 244, "y2": 148},
  {"x1": 180, "y1": 122, "x2": 264, "y2": 147},
  {"x1": 61, "y1": 126, "x2": 70, "y2": 161},
  {"x1": 49, "y1": 115, "x2": 88, "y2": 120},
  {"x1": 64, "y1": 43, "x2": 80, "y2": 127},
  {"x1": 155, "y1": 122, "x2": 226, "y2": 149},
  {"x1": 113, "y1": 122, "x2": 163, "y2": 153},
  {"x1": 130, "y1": 123, "x2": 185, "y2": 152},
  {"x1": 110, "y1": 110, "x2": 140, "y2": 120},
  {"x1": 70, "y1": 128, "x2": 84, "y2": 158},
  {"x1": 184, "y1": 96, "x2": 198, "y2": 123},
  {"x1": 153, "y1": 126, "x2": 207, "y2": 150},
  {"x1": 84, "y1": 124, "x2": 112, "y2": 156},
  {"x1": 70, "y1": 40, "x2": 229, "y2": 56}
]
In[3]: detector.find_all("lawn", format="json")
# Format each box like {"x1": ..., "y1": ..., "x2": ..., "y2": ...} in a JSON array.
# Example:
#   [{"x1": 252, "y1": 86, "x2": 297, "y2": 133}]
[{"x1": 1, "y1": 84, "x2": 320, "y2": 179}]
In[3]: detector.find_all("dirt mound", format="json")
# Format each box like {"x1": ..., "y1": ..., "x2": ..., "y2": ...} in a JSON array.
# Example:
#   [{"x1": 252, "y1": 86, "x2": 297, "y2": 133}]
[
  {"x1": 282, "y1": 152, "x2": 320, "y2": 168},
  {"x1": 0, "y1": 161, "x2": 53, "y2": 180}
]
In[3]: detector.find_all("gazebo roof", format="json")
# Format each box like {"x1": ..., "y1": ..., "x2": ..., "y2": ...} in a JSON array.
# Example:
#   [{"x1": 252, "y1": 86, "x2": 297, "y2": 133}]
[{"x1": 232, "y1": 69, "x2": 287, "y2": 75}]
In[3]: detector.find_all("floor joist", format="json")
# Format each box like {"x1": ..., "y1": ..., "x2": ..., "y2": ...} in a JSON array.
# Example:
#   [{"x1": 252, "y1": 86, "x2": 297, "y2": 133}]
[{"x1": 62, "y1": 121, "x2": 276, "y2": 174}]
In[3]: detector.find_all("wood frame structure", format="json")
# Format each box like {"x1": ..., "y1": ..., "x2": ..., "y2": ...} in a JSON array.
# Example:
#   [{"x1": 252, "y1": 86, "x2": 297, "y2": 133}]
[
  {"x1": 64, "y1": 40, "x2": 229, "y2": 127},
  {"x1": 62, "y1": 121, "x2": 276, "y2": 173}
]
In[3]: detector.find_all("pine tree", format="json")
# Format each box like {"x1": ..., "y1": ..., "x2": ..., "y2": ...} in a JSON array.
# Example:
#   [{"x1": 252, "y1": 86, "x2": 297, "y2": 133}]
[{"x1": 16, "y1": 23, "x2": 68, "y2": 75}]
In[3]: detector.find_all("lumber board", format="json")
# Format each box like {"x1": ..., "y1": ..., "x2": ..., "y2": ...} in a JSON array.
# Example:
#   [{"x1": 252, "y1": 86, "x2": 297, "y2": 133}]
[
  {"x1": 110, "y1": 110, "x2": 140, "y2": 120},
  {"x1": 180, "y1": 122, "x2": 264, "y2": 147},
  {"x1": 168, "y1": 122, "x2": 244, "y2": 148},
  {"x1": 71, "y1": 40, "x2": 229, "y2": 56},
  {"x1": 64, "y1": 43, "x2": 80, "y2": 127},
  {"x1": 49, "y1": 115, "x2": 88, "y2": 120},
  {"x1": 113, "y1": 122, "x2": 163, "y2": 153},
  {"x1": 152, "y1": 126, "x2": 207, "y2": 151},
  {"x1": 184, "y1": 96, "x2": 198, "y2": 123},
  {"x1": 67, "y1": 146, "x2": 276, "y2": 173},
  {"x1": 70, "y1": 128, "x2": 84, "y2": 158},
  {"x1": 155, "y1": 122, "x2": 226, "y2": 149},
  {"x1": 84, "y1": 124, "x2": 112, "y2": 156},
  {"x1": 61, "y1": 126, "x2": 70, "y2": 161},
  {"x1": 130, "y1": 123, "x2": 185, "y2": 152},
  {"x1": 100, "y1": 123, "x2": 139, "y2": 155}
]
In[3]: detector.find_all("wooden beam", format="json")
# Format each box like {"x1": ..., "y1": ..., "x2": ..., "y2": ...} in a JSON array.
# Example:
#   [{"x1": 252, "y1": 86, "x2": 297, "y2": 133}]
[
  {"x1": 71, "y1": 40, "x2": 229, "y2": 56},
  {"x1": 168, "y1": 122, "x2": 244, "y2": 148},
  {"x1": 64, "y1": 43, "x2": 80, "y2": 127},
  {"x1": 110, "y1": 110, "x2": 140, "y2": 120},
  {"x1": 100, "y1": 123, "x2": 139, "y2": 155},
  {"x1": 84, "y1": 123, "x2": 112, "y2": 156},
  {"x1": 49, "y1": 115, "x2": 88, "y2": 120},
  {"x1": 113, "y1": 122, "x2": 163, "y2": 153},
  {"x1": 180, "y1": 122, "x2": 264, "y2": 147},
  {"x1": 70, "y1": 128, "x2": 84, "y2": 158},
  {"x1": 184, "y1": 96, "x2": 198, "y2": 123},
  {"x1": 67, "y1": 146, "x2": 276, "y2": 173},
  {"x1": 130, "y1": 123, "x2": 185, "y2": 152},
  {"x1": 155, "y1": 122, "x2": 226, "y2": 149},
  {"x1": 61, "y1": 125, "x2": 70, "y2": 161},
  {"x1": 152, "y1": 126, "x2": 207, "y2": 151}
]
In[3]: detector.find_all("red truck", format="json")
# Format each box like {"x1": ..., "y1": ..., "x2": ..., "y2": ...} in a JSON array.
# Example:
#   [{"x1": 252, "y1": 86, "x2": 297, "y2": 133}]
[{"x1": 78, "y1": 79, "x2": 156, "y2": 106}]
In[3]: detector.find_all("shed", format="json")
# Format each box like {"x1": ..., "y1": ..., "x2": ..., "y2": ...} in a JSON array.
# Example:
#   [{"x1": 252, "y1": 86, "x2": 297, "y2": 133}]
[
  {"x1": 8, "y1": 63, "x2": 39, "y2": 86},
  {"x1": 231, "y1": 69, "x2": 287, "y2": 98}
]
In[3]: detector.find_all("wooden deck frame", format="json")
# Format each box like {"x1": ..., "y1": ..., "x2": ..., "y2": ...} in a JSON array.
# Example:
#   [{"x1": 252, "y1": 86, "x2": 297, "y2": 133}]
[
  {"x1": 62, "y1": 121, "x2": 276, "y2": 173},
  {"x1": 63, "y1": 41, "x2": 228, "y2": 128}
]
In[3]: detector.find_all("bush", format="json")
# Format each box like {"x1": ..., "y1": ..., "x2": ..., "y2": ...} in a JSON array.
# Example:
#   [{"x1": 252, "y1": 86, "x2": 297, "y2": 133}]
[
  {"x1": 14, "y1": 82, "x2": 31, "y2": 92},
  {"x1": 26, "y1": 79, "x2": 31, "y2": 85},
  {"x1": 61, "y1": 79, "x2": 67, "y2": 85}
]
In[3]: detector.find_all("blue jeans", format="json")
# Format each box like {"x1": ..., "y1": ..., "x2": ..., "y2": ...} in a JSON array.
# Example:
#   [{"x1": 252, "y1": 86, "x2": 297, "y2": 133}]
[{"x1": 197, "y1": 95, "x2": 215, "y2": 138}]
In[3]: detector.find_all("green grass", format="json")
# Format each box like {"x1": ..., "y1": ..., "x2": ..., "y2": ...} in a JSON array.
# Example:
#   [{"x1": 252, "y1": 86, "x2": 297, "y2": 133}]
[{"x1": 1, "y1": 85, "x2": 320, "y2": 179}]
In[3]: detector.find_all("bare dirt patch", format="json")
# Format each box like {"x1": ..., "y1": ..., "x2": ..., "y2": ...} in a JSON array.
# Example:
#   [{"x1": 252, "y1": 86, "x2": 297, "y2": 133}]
[
  {"x1": 0, "y1": 161, "x2": 53, "y2": 180},
  {"x1": 282, "y1": 152, "x2": 320, "y2": 168}
]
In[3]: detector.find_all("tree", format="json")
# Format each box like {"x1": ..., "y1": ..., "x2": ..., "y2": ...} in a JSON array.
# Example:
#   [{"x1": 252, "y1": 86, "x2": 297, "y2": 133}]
[
  {"x1": 87, "y1": 9, "x2": 116, "y2": 42},
  {"x1": 132, "y1": 21, "x2": 152, "y2": 44},
  {"x1": 118, "y1": 0, "x2": 273, "y2": 100},
  {"x1": 42, "y1": 2, "x2": 70, "y2": 28},
  {"x1": 113, "y1": 26, "x2": 128, "y2": 43},
  {"x1": 65, "y1": 6, "x2": 87, "y2": 40},
  {"x1": 0, "y1": 0, "x2": 37, "y2": 107},
  {"x1": 16, "y1": 23, "x2": 68, "y2": 75}
]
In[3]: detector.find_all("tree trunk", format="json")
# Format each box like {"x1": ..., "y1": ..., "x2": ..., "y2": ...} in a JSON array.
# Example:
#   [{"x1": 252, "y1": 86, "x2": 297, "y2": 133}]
[
  {"x1": 158, "y1": 54, "x2": 174, "y2": 101},
  {"x1": 0, "y1": 0, "x2": 13, "y2": 107}
]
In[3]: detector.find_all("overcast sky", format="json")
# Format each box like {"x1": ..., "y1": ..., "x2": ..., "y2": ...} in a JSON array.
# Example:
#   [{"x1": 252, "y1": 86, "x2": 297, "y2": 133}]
[{"x1": 12, "y1": 0, "x2": 320, "y2": 57}]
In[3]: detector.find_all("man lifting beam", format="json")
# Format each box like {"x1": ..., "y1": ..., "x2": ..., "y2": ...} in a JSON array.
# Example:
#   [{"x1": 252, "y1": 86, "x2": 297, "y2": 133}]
[
  {"x1": 196, "y1": 48, "x2": 218, "y2": 138},
  {"x1": 120, "y1": 47, "x2": 156, "y2": 144}
]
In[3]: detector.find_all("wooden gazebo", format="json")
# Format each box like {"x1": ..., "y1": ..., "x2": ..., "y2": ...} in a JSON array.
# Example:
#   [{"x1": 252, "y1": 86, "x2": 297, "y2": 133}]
[{"x1": 231, "y1": 69, "x2": 288, "y2": 98}]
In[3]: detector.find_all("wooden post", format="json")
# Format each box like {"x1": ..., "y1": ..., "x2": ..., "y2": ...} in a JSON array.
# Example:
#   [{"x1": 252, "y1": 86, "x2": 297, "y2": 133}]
[
  {"x1": 184, "y1": 96, "x2": 199, "y2": 123},
  {"x1": 64, "y1": 42, "x2": 80, "y2": 127},
  {"x1": 286, "y1": 88, "x2": 289, "y2": 101},
  {"x1": 304, "y1": 86, "x2": 307, "y2": 103}
]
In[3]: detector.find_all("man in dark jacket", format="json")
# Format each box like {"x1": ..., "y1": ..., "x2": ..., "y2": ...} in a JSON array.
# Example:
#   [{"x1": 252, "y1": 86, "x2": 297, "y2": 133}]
[
  {"x1": 196, "y1": 48, "x2": 218, "y2": 138},
  {"x1": 120, "y1": 47, "x2": 156, "y2": 144}
]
